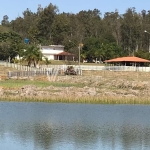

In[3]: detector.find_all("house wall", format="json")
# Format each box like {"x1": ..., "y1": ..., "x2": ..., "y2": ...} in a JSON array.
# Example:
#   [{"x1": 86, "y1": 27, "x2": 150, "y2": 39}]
[
  {"x1": 42, "y1": 54, "x2": 54, "y2": 60},
  {"x1": 15, "y1": 45, "x2": 65, "y2": 61},
  {"x1": 41, "y1": 45, "x2": 64, "y2": 60}
]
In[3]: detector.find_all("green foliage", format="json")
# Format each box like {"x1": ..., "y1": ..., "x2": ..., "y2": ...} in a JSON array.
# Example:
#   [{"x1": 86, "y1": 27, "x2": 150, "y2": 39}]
[
  {"x1": 44, "y1": 57, "x2": 51, "y2": 65},
  {"x1": 1, "y1": 4, "x2": 150, "y2": 61},
  {"x1": 135, "y1": 50, "x2": 150, "y2": 60},
  {"x1": 51, "y1": 13, "x2": 71, "y2": 44},
  {"x1": 12, "y1": 58, "x2": 19, "y2": 63},
  {"x1": 0, "y1": 31, "x2": 23, "y2": 60},
  {"x1": 82, "y1": 38, "x2": 122, "y2": 62},
  {"x1": 36, "y1": 3, "x2": 58, "y2": 44},
  {"x1": 22, "y1": 44, "x2": 42, "y2": 67}
]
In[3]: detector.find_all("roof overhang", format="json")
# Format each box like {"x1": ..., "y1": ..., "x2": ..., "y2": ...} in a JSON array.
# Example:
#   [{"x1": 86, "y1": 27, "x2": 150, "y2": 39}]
[
  {"x1": 55, "y1": 51, "x2": 75, "y2": 56},
  {"x1": 105, "y1": 56, "x2": 150, "y2": 63}
]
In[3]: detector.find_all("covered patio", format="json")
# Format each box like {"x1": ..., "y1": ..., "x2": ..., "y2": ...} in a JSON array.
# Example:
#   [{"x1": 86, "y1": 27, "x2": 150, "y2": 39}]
[
  {"x1": 105, "y1": 56, "x2": 150, "y2": 66},
  {"x1": 104, "y1": 56, "x2": 150, "y2": 72},
  {"x1": 54, "y1": 51, "x2": 75, "y2": 61}
]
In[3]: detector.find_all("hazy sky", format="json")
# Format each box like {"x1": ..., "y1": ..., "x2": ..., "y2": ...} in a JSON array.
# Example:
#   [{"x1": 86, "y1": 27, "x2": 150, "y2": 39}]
[{"x1": 0, "y1": 0, "x2": 149, "y2": 21}]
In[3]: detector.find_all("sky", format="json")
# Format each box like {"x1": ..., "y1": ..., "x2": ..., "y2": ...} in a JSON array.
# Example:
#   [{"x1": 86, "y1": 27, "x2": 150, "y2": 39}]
[{"x1": 0, "y1": 0, "x2": 150, "y2": 21}]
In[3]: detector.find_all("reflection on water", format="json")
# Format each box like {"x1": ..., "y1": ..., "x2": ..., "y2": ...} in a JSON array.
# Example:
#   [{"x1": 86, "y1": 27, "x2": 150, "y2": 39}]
[{"x1": 0, "y1": 102, "x2": 150, "y2": 150}]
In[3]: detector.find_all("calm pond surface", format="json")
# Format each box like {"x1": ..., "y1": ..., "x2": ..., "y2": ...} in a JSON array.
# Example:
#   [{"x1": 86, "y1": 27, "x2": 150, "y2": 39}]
[{"x1": 0, "y1": 102, "x2": 150, "y2": 150}]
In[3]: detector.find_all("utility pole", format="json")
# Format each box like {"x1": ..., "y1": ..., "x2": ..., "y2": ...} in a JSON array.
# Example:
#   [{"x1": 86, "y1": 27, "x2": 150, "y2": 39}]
[
  {"x1": 144, "y1": 30, "x2": 150, "y2": 52},
  {"x1": 69, "y1": 40, "x2": 83, "y2": 75}
]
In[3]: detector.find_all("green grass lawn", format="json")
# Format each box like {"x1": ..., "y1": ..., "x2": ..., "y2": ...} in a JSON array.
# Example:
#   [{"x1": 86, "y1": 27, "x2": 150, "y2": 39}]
[{"x1": 0, "y1": 79, "x2": 82, "y2": 89}]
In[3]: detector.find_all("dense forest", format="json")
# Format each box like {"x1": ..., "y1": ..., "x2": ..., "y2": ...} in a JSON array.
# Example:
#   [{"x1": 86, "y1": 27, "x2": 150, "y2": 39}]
[{"x1": 1, "y1": 3, "x2": 150, "y2": 63}]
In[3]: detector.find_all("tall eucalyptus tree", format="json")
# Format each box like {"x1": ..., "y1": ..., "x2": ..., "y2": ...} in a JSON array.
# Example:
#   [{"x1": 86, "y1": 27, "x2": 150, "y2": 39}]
[
  {"x1": 36, "y1": 3, "x2": 58, "y2": 45},
  {"x1": 120, "y1": 8, "x2": 142, "y2": 55}
]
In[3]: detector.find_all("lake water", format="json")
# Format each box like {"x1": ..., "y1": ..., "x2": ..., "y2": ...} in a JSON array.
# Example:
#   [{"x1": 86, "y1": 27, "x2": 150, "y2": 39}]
[{"x1": 0, "y1": 102, "x2": 150, "y2": 150}]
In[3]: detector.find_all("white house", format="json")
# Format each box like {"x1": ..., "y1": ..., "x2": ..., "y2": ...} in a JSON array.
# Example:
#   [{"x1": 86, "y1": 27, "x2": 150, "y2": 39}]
[
  {"x1": 41, "y1": 45, "x2": 75, "y2": 61},
  {"x1": 41, "y1": 45, "x2": 64, "y2": 60},
  {"x1": 15, "y1": 45, "x2": 75, "y2": 61}
]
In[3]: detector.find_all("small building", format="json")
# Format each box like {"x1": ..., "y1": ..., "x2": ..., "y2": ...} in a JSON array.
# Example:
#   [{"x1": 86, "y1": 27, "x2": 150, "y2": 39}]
[
  {"x1": 104, "y1": 56, "x2": 150, "y2": 66},
  {"x1": 41, "y1": 45, "x2": 75, "y2": 61},
  {"x1": 41, "y1": 45, "x2": 64, "y2": 60},
  {"x1": 104, "y1": 56, "x2": 150, "y2": 72}
]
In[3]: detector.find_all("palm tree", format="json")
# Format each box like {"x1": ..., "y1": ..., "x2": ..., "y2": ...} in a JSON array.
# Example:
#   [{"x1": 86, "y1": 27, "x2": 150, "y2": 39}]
[
  {"x1": 23, "y1": 44, "x2": 42, "y2": 67},
  {"x1": 94, "y1": 48, "x2": 105, "y2": 62}
]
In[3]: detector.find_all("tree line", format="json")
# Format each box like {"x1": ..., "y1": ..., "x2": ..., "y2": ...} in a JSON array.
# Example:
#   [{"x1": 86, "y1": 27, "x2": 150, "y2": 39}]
[{"x1": 1, "y1": 3, "x2": 150, "y2": 63}]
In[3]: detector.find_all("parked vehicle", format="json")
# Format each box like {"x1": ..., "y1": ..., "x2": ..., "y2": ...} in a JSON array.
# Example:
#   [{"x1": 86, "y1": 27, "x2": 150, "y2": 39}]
[{"x1": 64, "y1": 66, "x2": 77, "y2": 75}]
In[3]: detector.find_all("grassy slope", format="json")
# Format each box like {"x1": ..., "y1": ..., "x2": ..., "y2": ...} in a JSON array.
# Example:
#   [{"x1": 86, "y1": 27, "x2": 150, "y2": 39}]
[
  {"x1": 0, "y1": 64, "x2": 81, "y2": 88},
  {"x1": 1, "y1": 63, "x2": 150, "y2": 104}
]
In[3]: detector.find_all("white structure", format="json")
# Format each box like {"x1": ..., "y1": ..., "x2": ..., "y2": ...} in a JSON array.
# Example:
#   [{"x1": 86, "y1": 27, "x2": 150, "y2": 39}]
[
  {"x1": 41, "y1": 45, "x2": 64, "y2": 60},
  {"x1": 15, "y1": 45, "x2": 74, "y2": 61}
]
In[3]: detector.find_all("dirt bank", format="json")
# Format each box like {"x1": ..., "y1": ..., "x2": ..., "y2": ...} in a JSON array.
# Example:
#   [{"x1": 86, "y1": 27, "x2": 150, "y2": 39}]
[{"x1": 1, "y1": 71, "x2": 150, "y2": 101}]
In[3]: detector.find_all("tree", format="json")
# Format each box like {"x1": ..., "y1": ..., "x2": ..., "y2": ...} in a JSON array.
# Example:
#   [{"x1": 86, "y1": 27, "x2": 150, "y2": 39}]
[
  {"x1": 23, "y1": 44, "x2": 42, "y2": 67},
  {"x1": 120, "y1": 8, "x2": 142, "y2": 55},
  {"x1": 82, "y1": 37, "x2": 101, "y2": 62},
  {"x1": 51, "y1": 13, "x2": 71, "y2": 44},
  {"x1": 36, "y1": 3, "x2": 58, "y2": 44},
  {"x1": 103, "y1": 10, "x2": 121, "y2": 45},
  {"x1": 82, "y1": 37, "x2": 123, "y2": 62},
  {"x1": 37, "y1": 4, "x2": 43, "y2": 15},
  {"x1": 1, "y1": 15, "x2": 9, "y2": 26},
  {"x1": 76, "y1": 9, "x2": 102, "y2": 41},
  {"x1": 10, "y1": 8, "x2": 39, "y2": 45},
  {"x1": 0, "y1": 31, "x2": 22, "y2": 61},
  {"x1": 2, "y1": 4, "x2": 150, "y2": 61}
]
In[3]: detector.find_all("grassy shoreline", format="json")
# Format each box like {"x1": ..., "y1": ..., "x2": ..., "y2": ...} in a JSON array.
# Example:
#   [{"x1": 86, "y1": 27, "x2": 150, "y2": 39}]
[
  {"x1": 0, "y1": 95, "x2": 150, "y2": 104},
  {"x1": 1, "y1": 69, "x2": 150, "y2": 104}
]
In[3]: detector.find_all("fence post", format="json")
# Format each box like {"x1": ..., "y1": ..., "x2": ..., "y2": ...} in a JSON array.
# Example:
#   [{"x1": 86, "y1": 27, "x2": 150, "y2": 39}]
[
  {"x1": 8, "y1": 71, "x2": 11, "y2": 79},
  {"x1": 80, "y1": 68, "x2": 82, "y2": 75},
  {"x1": 34, "y1": 70, "x2": 36, "y2": 76}
]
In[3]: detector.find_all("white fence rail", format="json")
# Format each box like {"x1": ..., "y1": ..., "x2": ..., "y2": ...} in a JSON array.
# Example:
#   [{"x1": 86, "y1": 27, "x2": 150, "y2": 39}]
[
  {"x1": 1, "y1": 61, "x2": 150, "y2": 78},
  {"x1": 1, "y1": 61, "x2": 150, "y2": 72},
  {"x1": 105, "y1": 66, "x2": 150, "y2": 72}
]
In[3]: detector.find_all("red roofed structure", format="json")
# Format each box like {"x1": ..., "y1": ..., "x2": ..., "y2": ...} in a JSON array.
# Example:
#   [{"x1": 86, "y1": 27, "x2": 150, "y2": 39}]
[
  {"x1": 55, "y1": 51, "x2": 75, "y2": 61},
  {"x1": 105, "y1": 56, "x2": 150, "y2": 63},
  {"x1": 103, "y1": 56, "x2": 150, "y2": 71},
  {"x1": 40, "y1": 45, "x2": 75, "y2": 61}
]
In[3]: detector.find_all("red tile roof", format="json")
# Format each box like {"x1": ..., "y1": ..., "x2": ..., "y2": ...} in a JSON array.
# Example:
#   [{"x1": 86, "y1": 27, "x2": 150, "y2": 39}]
[
  {"x1": 105, "y1": 56, "x2": 150, "y2": 63},
  {"x1": 55, "y1": 51, "x2": 75, "y2": 56}
]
